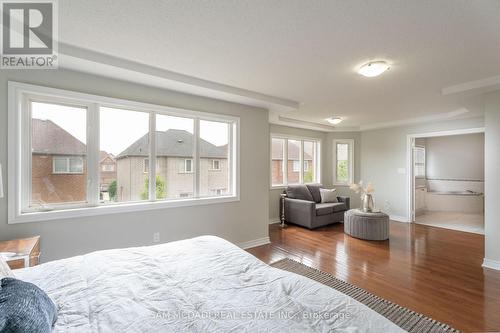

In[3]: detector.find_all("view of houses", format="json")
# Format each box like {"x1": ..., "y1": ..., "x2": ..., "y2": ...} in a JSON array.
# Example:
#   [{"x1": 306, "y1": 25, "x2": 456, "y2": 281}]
[
  {"x1": 271, "y1": 138, "x2": 315, "y2": 185},
  {"x1": 30, "y1": 119, "x2": 229, "y2": 206}
]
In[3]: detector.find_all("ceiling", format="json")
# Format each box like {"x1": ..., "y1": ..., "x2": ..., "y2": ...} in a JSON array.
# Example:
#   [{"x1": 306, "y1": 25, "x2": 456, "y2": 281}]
[{"x1": 58, "y1": 0, "x2": 500, "y2": 130}]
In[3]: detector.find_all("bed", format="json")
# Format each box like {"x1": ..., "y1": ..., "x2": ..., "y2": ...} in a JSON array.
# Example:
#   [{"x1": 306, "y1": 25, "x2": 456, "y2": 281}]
[{"x1": 15, "y1": 236, "x2": 405, "y2": 332}]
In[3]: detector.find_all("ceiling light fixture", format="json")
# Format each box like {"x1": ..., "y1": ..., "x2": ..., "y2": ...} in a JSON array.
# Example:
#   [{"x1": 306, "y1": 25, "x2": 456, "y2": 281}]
[
  {"x1": 358, "y1": 61, "x2": 390, "y2": 77},
  {"x1": 327, "y1": 117, "x2": 343, "y2": 125}
]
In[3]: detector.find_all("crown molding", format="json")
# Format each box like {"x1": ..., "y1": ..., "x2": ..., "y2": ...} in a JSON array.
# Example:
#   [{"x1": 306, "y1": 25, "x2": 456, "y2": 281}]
[
  {"x1": 442, "y1": 75, "x2": 500, "y2": 95},
  {"x1": 359, "y1": 109, "x2": 471, "y2": 131},
  {"x1": 58, "y1": 43, "x2": 299, "y2": 113}
]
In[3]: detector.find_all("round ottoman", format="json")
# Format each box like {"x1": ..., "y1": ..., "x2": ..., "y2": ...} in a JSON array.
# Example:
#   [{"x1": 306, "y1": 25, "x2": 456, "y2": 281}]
[{"x1": 344, "y1": 209, "x2": 389, "y2": 240}]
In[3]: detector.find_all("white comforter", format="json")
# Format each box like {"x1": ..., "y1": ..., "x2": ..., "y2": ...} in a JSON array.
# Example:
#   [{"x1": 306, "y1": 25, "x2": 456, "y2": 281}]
[{"x1": 15, "y1": 236, "x2": 405, "y2": 333}]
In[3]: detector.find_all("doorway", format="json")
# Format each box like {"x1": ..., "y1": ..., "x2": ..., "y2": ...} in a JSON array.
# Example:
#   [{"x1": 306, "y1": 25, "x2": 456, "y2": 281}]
[{"x1": 407, "y1": 128, "x2": 485, "y2": 234}]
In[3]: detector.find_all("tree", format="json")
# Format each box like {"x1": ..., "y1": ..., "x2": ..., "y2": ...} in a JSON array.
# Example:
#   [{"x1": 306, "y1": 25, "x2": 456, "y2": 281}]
[
  {"x1": 304, "y1": 170, "x2": 313, "y2": 183},
  {"x1": 140, "y1": 175, "x2": 166, "y2": 200},
  {"x1": 108, "y1": 180, "x2": 117, "y2": 201}
]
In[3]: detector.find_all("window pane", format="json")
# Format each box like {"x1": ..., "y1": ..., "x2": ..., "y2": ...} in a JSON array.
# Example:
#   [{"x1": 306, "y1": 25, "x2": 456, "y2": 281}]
[
  {"x1": 100, "y1": 107, "x2": 149, "y2": 203},
  {"x1": 287, "y1": 140, "x2": 300, "y2": 184},
  {"x1": 271, "y1": 138, "x2": 284, "y2": 186},
  {"x1": 199, "y1": 120, "x2": 230, "y2": 197},
  {"x1": 303, "y1": 141, "x2": 316, "y2": 183},
  {"x1": 336, "y1": 143, "x2": 349, "y2": 183},
  {"x1": 69, "y1": 157, "x2": 83, "y2": 173},
  {"x1": 53, "y1": 157, "x2": 67, "y2": 173},
  {"x1": 31, "y1": 102, "x2": 87, "y2": 206},
  {"x1": 156, "y1": 114, "x2": 194, "y2": 199}
]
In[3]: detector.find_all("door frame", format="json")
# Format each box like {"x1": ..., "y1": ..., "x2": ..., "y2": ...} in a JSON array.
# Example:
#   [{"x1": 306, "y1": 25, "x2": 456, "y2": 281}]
[{"x1": 406, "y1": 127, "x2": 485, "y2": 222}]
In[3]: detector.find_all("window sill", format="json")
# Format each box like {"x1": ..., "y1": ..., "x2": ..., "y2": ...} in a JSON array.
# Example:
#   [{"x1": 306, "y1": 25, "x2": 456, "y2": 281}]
[
  {"x1": 333, "y1": 183, "x2": 351, "y2": 187},
  {"x1": 9, "y1": 195, "x2": 240, "y2": 224}
]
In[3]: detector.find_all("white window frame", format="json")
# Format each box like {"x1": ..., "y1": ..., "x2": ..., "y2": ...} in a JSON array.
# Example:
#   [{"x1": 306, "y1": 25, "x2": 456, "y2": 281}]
[
  {"x1": 413, "y1": 146, "x2": 426, "y2": 179},
  {"x1": 52, "y1": 156, "x2": 84, "y2": 174},
  {"x1": 210, "y1": 159, "x2": 221, "y2": 171},
  {"x1": 8, "y1": 81, "x2": 240, "y2": 224},
  {"x1": 333, "y1": 139, "x2": 354, "y2": 186},
  {"x1": 101, "y1": 164, "x2": 115, "y2": 172},
  {"x1": 270, "y1": 134, "x2": 321, "y2": 189},
  {"x1": 183, "y1": 158, "x2": 193, "y2": 173}
]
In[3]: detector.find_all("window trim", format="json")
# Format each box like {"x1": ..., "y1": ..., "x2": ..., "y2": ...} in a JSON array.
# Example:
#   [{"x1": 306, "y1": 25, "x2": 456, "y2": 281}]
[
  {"x1": 333, "y1": 139, "x2": 354, "y2": 186},
  {"x1": 270, "y1": 133, "x2": 321, "y2": 189},
  {"x1": 8, "y1": 81, "x2": 240, "y2": 224}
]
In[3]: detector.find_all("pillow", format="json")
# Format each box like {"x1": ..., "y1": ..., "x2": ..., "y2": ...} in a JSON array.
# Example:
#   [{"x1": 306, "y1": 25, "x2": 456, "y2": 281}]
[
  {"x1": 320, "y1": 188, "x2": 338, "y2": 203},
  {"x1": 0, "y1": 255, "x2": 14, "y2": 279},
  {"x1": 286, "y1": 185, "x2": 314, "y2": 202},
  {"x1": 306, "y1": 184, "x2": 323, "y2": 203},
  {"x1": 0, "y1": 278, "x2": 57, "y2": 333}
]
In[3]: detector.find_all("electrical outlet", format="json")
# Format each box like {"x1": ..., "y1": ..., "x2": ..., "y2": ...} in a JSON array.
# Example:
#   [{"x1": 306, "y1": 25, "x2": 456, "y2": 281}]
[{"x1": 153, "y1": 232, "x2": 160, "y2": 243}]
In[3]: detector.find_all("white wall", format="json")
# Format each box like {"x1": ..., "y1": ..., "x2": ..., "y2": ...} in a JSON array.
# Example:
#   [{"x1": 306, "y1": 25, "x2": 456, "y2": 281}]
[
  {"x1": 0, "y1": 69, "x2": 270, "y2": 262},
  {"x1": 360, "y1": 117, "x2": 485, "y2": 220},
  {"x1": 426, "y1": 133, "x2": 484, "y2": 181},
  {"x1": 268, "y1": 124, "x2": 361, "y2": 221},
  {"x1": 484, "y1": 91, "x2": 500, "y2": 265}
]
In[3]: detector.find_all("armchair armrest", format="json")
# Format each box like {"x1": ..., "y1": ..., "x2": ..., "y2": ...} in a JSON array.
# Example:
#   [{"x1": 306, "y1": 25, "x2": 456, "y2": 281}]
[
  {"x1": 284, "y1": 198, "x2": 315, "y2": 224},
  {"x1": 337, "y1": 196, "x2": 350, "y2": 210}
]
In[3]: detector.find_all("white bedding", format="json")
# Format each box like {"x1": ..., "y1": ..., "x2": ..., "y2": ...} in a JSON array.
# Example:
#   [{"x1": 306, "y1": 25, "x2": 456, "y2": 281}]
[{"x1": 15, "y1": 236, "x2": 405, "y2": 332}]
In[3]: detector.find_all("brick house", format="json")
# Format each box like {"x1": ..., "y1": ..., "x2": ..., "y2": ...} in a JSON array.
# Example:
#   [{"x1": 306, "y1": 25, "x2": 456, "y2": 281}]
[
  {"x1": 31, "y1": 119, "x2": 116, "y2": 205},
  {"x1": 116, "y1": 129, "x2": 228, "y2": 201},
  {"x1": 271, "y1": 140, "x2": 313, "y2": 184}
]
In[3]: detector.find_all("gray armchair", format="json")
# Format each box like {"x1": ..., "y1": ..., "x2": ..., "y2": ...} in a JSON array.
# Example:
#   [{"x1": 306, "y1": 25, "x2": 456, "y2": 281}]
[{"x1": 281, "y1": 184, "x2": 350, "y2": 229}]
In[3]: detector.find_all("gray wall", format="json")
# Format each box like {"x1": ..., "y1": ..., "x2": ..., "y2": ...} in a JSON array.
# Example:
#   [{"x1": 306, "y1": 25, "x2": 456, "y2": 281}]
[
  {"x1": 268, "y1": 124, "x2": 361, "y2": 221},
  {"x1": 485, "y1": 92, "x2": 500, "y2": 263},
  {"x1": 360, "y1": 117, "x2": 485, "y2": 219},
  {"x1": 426, "y1": 133, "x2": 484, "y2": 181},
  {"x1": 0, "y1": 69, "x2": 270, "y2": 262}
]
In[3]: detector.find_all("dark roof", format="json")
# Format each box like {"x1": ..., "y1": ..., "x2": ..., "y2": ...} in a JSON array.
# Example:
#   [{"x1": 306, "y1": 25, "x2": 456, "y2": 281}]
[
  {"x1": 32, "y1": 119, "x2": 86, "y2": 155},
  {"x1": 117, "y1": 129, "x2": 227, "y2": 159},
  {"x1": 271, "y1": 139, "x2": 313, "y2": 160}
]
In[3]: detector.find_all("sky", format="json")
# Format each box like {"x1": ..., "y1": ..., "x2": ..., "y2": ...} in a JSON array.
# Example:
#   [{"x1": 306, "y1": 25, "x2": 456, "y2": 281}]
[{"x1": 32, "y1": 103, "x2": 229, "y2": 156}]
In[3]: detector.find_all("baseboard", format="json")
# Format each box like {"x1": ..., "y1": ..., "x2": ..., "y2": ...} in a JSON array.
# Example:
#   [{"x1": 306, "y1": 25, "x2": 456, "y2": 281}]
[
  {"x1": 269, "y1": 218, "x2": 281, "y2": 225},
  {"x1": 482, "y1": 258, "x2": 500, "y2": 271},
  {"x1": 389, "y1": 215, "x2": 410, "y2": 223},
  {"x1": 238, "y1": 237, "x2": 271, "y2": 249}
]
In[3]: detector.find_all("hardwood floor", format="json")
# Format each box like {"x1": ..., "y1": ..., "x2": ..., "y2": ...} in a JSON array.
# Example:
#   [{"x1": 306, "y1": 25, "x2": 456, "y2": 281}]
[{"x1": 246, "y1": 222, "x2": 500, "y2": 333}]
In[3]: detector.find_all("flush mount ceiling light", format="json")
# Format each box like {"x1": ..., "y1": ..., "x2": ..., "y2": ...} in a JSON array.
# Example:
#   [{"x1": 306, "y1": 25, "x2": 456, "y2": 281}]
[
  {"x1": 358, "y1": 61, "x2": 390, "y2": 77},
  {"x1": 327, "y1": 117, "x2": 343, "y2": 125}
]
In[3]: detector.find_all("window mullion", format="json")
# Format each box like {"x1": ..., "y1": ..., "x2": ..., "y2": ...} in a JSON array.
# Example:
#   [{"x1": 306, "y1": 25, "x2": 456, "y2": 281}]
[
  {"x1": 283, "y1": 138, "x2": 288, "y2": 186},
  {"x1": 148, "y1": 113, "x2": 156, "y2": 201},
  {"x1": 86, "y1": 103, "x2": 99, "y2": 206},
  {"x1": 300, "y1": 140, "x2": 304, "y2": 184},
  {"x1": 194, "y1": 118, "x2": 200, "y2": 197}
]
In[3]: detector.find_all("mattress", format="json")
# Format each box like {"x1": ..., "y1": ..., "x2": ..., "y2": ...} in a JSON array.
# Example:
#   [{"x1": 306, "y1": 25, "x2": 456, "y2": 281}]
[{"x1": 15, "y1": 236, "x2": 405, "y2": 332}]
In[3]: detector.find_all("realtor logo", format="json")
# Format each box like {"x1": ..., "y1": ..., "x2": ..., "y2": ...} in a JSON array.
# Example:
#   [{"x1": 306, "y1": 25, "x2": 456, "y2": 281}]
[{"x1": 1, "y1": 0, "x2": 58, "y2": 68}]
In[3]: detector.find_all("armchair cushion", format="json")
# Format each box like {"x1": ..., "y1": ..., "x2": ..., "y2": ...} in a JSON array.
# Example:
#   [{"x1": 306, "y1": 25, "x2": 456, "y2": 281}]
[
  {"x1": 286, "y1": 185, "x2": 314, "y2": 202},
  {"x1": 316, "y1": 202, "x2": 347, "y2": 216}
]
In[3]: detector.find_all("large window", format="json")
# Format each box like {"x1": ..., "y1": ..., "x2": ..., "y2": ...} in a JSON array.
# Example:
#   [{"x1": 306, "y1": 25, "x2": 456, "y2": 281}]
[
  {"x1": 333, "y1": 139, "x2": 354, "y2": 185},
  {"x1": 8, "y1": 82, "x2": 239, "y2": 223},
  {"x1": 271, "y1": 135, "x2": 320, "y2": 187}
]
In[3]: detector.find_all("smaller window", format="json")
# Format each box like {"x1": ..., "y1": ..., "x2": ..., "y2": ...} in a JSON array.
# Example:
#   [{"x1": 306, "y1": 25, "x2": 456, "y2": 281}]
[
  {"x1": 102, "y1": 164, "x2": 115, "y2": 172},
  {"x1": 304, "y1": 160, "x2": 309, "y2": 171},
  {"x1": 53, "y1": 156, "x2": 83, "y2": 174},
  {"x1": 210, "y1": 189, "x2": 225, "y2": 196},
  {"x1": 414, "y1": 146, "x2": 426, "y2": 179},
  {"x1": 211, "y1": 160, "x2": 221, "y2": 170},
  {"x1": 333, "y1": 139, "x2": 354, "y2": 185},
  {"x1": 292, "y1": 160, "x2": 300, "y2": 172},
  {"x1": 143, "y1": 159, "x2": 149, "y2": 173},
  {"x1": 181, "y1": 159, "x2": 193, "y2": 173},
  {"x1": 179, "y1": 192, "x2": 192, "y2": 198}
]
